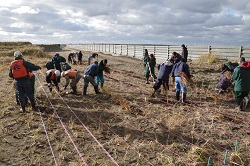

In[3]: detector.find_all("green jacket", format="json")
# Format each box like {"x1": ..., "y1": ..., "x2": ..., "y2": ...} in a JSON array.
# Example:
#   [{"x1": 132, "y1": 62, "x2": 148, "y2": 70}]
[{"x1": 232, "y1": 61, "x2": 250, "y2": 91}]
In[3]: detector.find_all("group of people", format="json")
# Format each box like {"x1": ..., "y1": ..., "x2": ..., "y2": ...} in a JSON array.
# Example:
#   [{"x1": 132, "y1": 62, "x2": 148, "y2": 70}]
[
  {"x1": 143, "y1": 44, "x2": 191, "y2": 103},
  {"x1": 216, "y1": 57, "x2": 250, "y2": 111},
  {"x1": 68, "y1": 51, "x2": 83, "y2": 65},
  {"x1": 46, "y1": 52, "x2": 108, "y2": 96},
  {"x1": 10, "y1": 46, "x2": 250, "y2": 112}
]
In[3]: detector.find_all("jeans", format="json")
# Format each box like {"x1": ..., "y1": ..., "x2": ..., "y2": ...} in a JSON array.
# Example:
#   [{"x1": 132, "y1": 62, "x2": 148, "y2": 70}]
[
  {"x1": 175, "y1": 77, "x2": 187, "y2": 93},
  {"x1": 84, "y1": 75, "x2": 97, "y2": 88},
  {"x1": 96, "y1": 75, "x2": 104, "y2": 85}
]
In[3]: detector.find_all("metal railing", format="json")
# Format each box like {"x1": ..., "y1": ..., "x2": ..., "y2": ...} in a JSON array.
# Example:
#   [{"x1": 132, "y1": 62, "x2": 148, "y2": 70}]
[{"x1": 68, "y1": 44, "x2": 250, "y2": 62}]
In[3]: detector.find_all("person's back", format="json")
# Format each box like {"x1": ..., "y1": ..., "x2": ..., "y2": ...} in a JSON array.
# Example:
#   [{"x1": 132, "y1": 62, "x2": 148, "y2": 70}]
[
  {"x1": 157, "y1": 61, "x2": 173, "y2": 81},
  {"x1": 52, "y1": 53, "x2": 66, "y2": 71},
  {"x1": 233, "y1": 61, "x2": 250, "y2": 91},
  {"x1": 84, "y1": 62, "x2": 99, "y2": 77}
]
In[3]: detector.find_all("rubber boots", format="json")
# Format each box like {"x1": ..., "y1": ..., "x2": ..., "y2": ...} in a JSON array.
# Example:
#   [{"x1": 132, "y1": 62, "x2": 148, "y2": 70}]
[
  {"x1": 71, "y1": 86, "x2": 77, "y2": 94},
  {"x1": 146, "y1": 78, "x2": 149, "y2": 84},
  {"x1": 151, "y1": 88, "x2": 156, "y2": 97},
  {"x1": 94, "y1": 86, "x2": 101, "y2": 94},
  {"x1": 101, "y1": 83, "x2": 104, "y2": 88},
  {"x1": 30, "y1": 99, "x2": 37, "y2": 111},
  {"x1": 176, "y1": 91, "x2": 180, "y2": 101},
  {"x1": 181, "y1": 92, "x2": 187, "y2": 103},
  {"x1": 20, "y1": 101, "x2": 26, "y2": 113},
  {"x1": 83, "y1": 87, "x2": 87, "y2": 95}
]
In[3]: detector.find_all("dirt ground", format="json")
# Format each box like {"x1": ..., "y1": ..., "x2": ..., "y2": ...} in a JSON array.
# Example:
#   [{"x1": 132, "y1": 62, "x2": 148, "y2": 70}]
[{"x1": 0, "y1": 47, "x2": 249, "y2": 166}]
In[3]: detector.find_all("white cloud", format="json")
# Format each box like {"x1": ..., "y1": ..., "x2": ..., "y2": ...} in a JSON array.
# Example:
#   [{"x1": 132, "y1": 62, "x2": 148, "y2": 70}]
[
  {"x1": 11, "y1": 6, "x2": 39, "y2": 14},
  {"x1": 0, "y1": 0, "x2": 249, "y2": 45}
]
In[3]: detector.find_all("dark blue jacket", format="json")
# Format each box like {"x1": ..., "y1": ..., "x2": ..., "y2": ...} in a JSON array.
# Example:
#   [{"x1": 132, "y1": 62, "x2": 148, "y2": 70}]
[
  {"x1": 52, "y1": 54, "x2": 66, "y2": 71},
  {"x1": 157, "y1": 62, "x2": 173, "y2": 81},
  {"x1": 171, "y1": 61, "x2": 191, "y2": 78},
  {"x1": 84, "y1": 63, "x2": 99, "y2": 77}
]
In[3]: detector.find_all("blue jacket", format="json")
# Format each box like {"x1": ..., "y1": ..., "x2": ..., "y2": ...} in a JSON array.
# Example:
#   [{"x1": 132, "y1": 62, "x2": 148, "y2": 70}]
[
  {"x1": 157, "y1": 62, "x2": 173, "y2": 81},
  {"x1": 171, "y1": 61, "x2": 191, "y2": 78},
  {"x1": 84, "y1": 63, "x2": 99, "y2": 77}
]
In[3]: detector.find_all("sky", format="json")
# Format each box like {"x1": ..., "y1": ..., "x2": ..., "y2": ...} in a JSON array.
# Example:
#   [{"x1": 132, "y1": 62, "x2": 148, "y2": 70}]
[{"x1": 0, "y1": 0, "x2": 250, "y2": 46}]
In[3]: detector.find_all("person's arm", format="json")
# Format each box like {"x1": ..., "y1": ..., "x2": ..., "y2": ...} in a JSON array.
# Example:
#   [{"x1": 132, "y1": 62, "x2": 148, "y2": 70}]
[
  {"x1": 183, "y1": 64, "x2": 191, "y2": 78},
  {"x1": 23, "y1": 61, "x2": 41, "y2": 71},
  {"x1": 64, "y1": 75, "x2": 70, "y2": 89}
]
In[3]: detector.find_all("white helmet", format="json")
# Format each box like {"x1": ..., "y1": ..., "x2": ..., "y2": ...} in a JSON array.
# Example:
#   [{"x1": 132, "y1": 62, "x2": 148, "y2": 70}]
[
  {"x1": 54, "y1": 70, "x2": 61, "y2": 77},
  {"x1": 61, "y1": 71, "x2": 65, "y2": 77},
  {"x1": 14, "y1": 51, "x2": 23, "y2": 58}
]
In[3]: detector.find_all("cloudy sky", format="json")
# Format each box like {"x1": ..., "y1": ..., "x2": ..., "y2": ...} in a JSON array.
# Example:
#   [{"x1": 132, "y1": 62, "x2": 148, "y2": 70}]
[{"x1": 0, "y1": 0, "x2": 250, "y2": 46}]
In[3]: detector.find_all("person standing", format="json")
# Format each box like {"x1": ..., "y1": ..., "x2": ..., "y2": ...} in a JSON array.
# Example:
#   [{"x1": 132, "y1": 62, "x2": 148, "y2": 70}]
[
  {"x1": 78, "y1": 51, "x2": 83, "y2": 65},
  {"x1": 143, "y1": 49, "x2": 149, "y2": 68},
  {"x1": 171, "y1": 58, "x2": 191, "y2": 103},
  {"x1": 232, "y1": 57, "x2": 250, "y2": 111},
  {"x1": 61, "y1": 69, "x2": 82, "y2": 94},
  {"x1": 9, "y1": 51, "x2": 41, "y2": 112},
  {"x1": 96, "y1": 59, "x2": 108, "y2": 88},
  {"x1": 145, "y1": 54, "x2": 157, "y2": 84},
  {"x1": 181, "y1": 44, "x2": 188, "y2": 62},
  {"x1": 83, "y1": 61, "x2": 100, "y2": 95}
]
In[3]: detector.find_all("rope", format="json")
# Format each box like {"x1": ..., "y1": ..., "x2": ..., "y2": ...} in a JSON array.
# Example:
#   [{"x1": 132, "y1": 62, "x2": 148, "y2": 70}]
[{"x1": 36, "y1": 72, "x2": 88, "y2": 166}]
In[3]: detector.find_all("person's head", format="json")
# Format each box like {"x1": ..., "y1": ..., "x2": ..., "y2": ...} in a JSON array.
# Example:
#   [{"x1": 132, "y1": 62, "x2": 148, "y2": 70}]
[
  {"x1": 238, "y1": 57, "x2": 245, "y2": 64},
  {"x1": 54, "y1": 70, "x2": 61, "y2": 77},
  {"x1": 221, "y1": 64, "x2": 230, "y2": 72},
  {"x1": 103, "y1": 59, "x2": 108, "y2": 65},
  {"x1": 14, "y1": 51, "x2": 23, "y2": 60},
  {"x1": 181, "y1": 44, "x2": 185, "y2": 48},
  {"x1": 144, "y1": 49, "x2": 148, "y2": 53},
  {"x1": 172, "y1": 52, "x2": 177, "y2": 56},
  {"x1": 149, "y1": 54, "x2": 154, "y2": 59},
  {"x1": 55, "y1": 52, "x2": 59, "y2": 56}
]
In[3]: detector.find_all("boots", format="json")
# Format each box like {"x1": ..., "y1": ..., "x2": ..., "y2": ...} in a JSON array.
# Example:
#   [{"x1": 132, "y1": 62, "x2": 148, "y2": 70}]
[
  {"x1": 94, "y1": 86, "x2": 101, "y2": 94},
  {"x1": 146, "y1": 78, "x2": 149, "y2": 84},
  {"x1": 83, "y1": 87, "x2": 87, "y2": 95},
  {"x1": 101, "y1": 83, "x2": 104, "y2": 88},
  {"x1": 176, "y1": 91, "x2": 180, "y2": 101},
  {"x1": 70, "y1": 86, "x2": 77, "y2": 94},
  {"x1": 30, "y1": 99, "x2": 37, "y2": 111},
  {"x1": 25, "y1": 97, "x2": 29, "y2": 106},
  {"x1": 151, "y1": 88, "x2": 156, "y2": 97},
  {"x1": 20, "y1": 101, "x2": 26, "y2": 113},
  {"x1": 181, "y1": 92, "x2": 187, "y2": 103}
]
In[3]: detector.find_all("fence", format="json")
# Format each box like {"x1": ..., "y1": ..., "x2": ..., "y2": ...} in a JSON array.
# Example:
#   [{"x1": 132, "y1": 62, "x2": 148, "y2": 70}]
[{"x1": 68, "y1": 44, "x2": 250, "y2": 63}]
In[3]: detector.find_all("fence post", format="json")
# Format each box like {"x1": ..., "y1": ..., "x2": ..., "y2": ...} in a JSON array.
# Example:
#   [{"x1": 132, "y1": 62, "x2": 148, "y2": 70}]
[
  {"x1": 239, "y1": 46, "x2": 243, "y2": 58},
  {"x1": 208, "y1": 46, "x2": 211, "y2": 54},
  {"x1": 154, "y1": 45, "x2": 156, "y2": 55},
  {"x1": 167, "y1": 45, "x2": 170, "y2": 59},
  {"x1": 127, "y1": 45, "x2": 128, "y2": 56},
  {"x1": 121, "y1": 45, "x2": 122, "y2": 55},
  {"x1": 134, "y1": 45, "x2": 136, "y2": 57}
]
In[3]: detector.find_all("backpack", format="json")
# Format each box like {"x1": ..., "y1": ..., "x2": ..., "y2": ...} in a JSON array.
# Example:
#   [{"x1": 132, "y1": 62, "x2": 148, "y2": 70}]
[
  {"x1": 61, "y1": 62, "x2": 71, "y2": 71},
  {"x1": 45, "y1": 61, "x2": 54, "y2": 70}
]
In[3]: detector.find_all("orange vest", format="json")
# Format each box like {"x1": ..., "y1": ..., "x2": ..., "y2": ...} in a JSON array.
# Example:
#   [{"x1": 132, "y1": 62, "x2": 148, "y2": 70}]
[
  {"x1": 65, "y1": 70, "x2": 77, "y2": 78},
  {"x1": 48, "y1": 69, "x2": 57, "y2": 80},
  {"x1": 11, "y1": 59, "x2": 28, "y2": 79}
]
